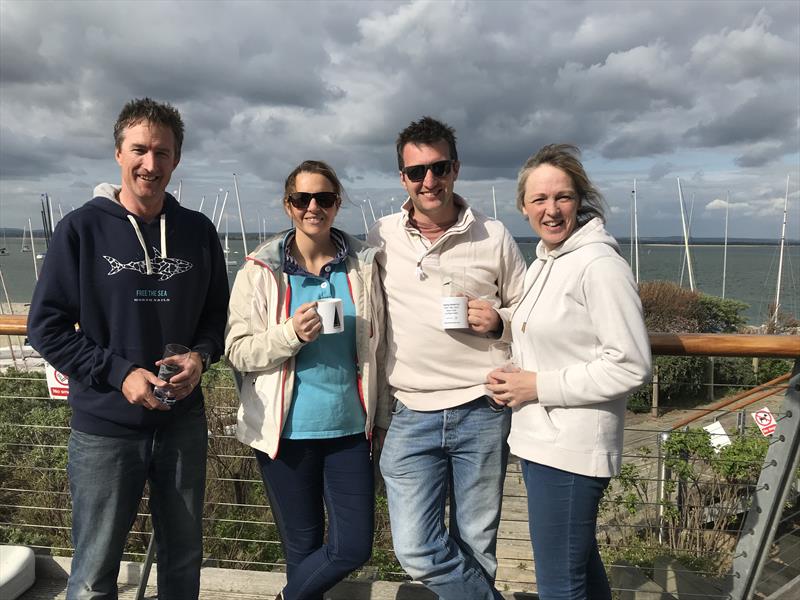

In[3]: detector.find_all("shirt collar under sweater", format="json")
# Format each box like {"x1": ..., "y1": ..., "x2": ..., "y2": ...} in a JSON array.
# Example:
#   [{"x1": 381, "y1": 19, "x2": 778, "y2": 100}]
[
  {"x1": 282, "y1": 228, "x2": 349, "y2": 278},
  {"x1": 399, "y1": 194, "x2": 475, "y2": 280}
]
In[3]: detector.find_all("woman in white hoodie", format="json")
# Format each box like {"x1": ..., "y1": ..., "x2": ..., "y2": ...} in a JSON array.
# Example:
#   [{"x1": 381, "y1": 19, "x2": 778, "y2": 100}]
[{"x1": 486, "y1": 145, "x2": 651, "y2": 600}]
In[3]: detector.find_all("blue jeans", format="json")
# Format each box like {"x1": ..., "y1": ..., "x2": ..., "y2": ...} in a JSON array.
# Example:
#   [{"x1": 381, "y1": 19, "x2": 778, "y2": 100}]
[
  {"x1": 521, "y1": 460, "x2": 611, "y2": 600},
  {"x1": 380, "y1": 397, "x2": 510, "y2": 600},
  {"x1": 66, "y1": 404, "x2": 207, "y2": 600},
  {"x1": 255, "y1": 434, "x2": 374, "y2": 600}
]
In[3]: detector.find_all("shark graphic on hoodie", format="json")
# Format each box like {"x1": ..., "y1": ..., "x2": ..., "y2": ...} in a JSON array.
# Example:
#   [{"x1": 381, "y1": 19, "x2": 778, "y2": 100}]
[{"x1": 104, "y1": 247, "x2": 192, "y2": 281}]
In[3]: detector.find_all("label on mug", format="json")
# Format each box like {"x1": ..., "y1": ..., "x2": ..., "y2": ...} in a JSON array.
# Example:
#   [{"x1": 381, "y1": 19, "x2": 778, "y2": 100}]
[
  {"x1": 441, "y1": 296, "x2": 468, "y2": 329},
  {"x1": 317, "y1": 298, "x2": 344, "y2": 334}
]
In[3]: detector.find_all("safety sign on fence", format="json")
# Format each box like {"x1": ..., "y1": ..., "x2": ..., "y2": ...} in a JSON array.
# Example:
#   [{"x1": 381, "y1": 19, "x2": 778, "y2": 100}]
[
  {"x1": 45, "y1": 363, "x2": 69, "y2": 399},
  {"x1": 752, "y1": 406, "x2": 777, "y2": 436}
]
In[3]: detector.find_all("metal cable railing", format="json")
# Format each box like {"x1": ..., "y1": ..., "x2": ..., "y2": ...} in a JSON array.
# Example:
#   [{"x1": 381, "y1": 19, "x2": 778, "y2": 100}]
[{"x1": 1, "y1": 324, "x2": 799, "y2": 597}]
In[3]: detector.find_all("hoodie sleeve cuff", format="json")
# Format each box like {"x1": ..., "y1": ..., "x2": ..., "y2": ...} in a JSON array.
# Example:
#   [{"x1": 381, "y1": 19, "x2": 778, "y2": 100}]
[
  {"x1": 109, "y1": 356, "x2": 137, "y2": 391},
  {"x1": 536, "y1": 369, "x2": 565, "y2": 408}
]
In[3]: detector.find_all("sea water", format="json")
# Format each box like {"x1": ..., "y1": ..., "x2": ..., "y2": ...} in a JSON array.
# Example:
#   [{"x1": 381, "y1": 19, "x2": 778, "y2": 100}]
[{"x1": 1, "y1": 237, "x2": 797, "y2": 326}]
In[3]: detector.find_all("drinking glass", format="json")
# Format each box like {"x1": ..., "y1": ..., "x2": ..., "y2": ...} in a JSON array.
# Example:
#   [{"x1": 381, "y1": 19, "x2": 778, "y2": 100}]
[
  {"x1": 489, "y1": 342, "x2": 519, "y2": 372},
  {"x1": 154, "y1": 343, "x2": 191, "y2": 406}
]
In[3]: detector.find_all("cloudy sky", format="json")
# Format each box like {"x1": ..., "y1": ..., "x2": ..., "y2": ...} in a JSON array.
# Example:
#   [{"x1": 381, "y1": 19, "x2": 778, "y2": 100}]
[{"x1": 1, "y1": 0, "x2": 798, "y2": 240}]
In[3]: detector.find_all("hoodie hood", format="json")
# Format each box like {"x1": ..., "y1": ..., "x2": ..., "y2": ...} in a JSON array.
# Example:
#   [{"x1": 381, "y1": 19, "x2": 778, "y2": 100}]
[
  {"x1": 535, "y1": 217, "x2": 620, "y2": 261},
  {"x1": 88, "y1": 184, "x2": 179, "y2": 275}
]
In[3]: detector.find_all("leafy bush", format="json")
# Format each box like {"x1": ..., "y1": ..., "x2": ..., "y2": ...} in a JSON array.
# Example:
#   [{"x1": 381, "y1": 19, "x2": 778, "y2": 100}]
[
  {"x1": 0, "y1": 364, "x2": 402, "y2": 580},
  {"x1": 601, "y1": 427, "x2": 769, "y2": 577},
  {"x1": 628, "y1": 281, "x2": 787, "y2": 413}
]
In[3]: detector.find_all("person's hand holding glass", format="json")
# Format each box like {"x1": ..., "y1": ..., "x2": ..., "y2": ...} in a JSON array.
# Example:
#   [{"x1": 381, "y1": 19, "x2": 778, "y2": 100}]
[{"x1": 486, "y1": 342, "x2": 538, "y2": 409}]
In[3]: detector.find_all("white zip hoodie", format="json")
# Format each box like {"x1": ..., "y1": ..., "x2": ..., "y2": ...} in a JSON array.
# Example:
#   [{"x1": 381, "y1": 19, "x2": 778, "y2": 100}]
[{"x1": 508, "y1": 218, "x2": 651, "y2": 477}]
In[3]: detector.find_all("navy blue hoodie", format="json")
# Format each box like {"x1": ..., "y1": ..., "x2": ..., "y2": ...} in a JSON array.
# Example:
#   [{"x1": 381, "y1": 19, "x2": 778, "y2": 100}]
[{"x1": 28, "y1": 185, "x2": 229, "y2": 436}]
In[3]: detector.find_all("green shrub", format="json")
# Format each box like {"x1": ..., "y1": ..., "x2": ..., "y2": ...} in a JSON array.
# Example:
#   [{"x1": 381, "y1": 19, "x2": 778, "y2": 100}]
[
  {"x1": 627, "y1": 281, "x2": 784, "y2": 413},
  {"x1": 601, "y1": 426, "x2": 769, "y2": 577}
]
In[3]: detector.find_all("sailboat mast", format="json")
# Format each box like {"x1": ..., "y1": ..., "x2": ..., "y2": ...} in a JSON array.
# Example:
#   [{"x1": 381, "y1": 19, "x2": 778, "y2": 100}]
[
  {"x1": 677, "y1": 177, "x2": 695, "y2": 291},
  {"x1": 233, "y1": 174, "x2": 248, "y2": 256},
  {"x1": 633, "y1": 179, "x2": 640, "y2": 284},
  {"x1": 772, "y1": 175, "x2": 790, "y2": 327},
  {"x1": 215, "y1": 190, "x2": 230, "y2": 231},
  {"x1": 29, "y1": 217, "x2": 38, "y2": 281},
  {"x1": 492, "y1": 186, "x2": 497, "y2": 220},
  {"x1": 722, "y1": 193, "x2": 729, "y2": 299},
  {"x1": 629, "y1": 187, "x2": 634, "y2": 265},
  {"x1": 360, "y1": 204, "x2": 369, "y2": 237},
  {"x1": 211, "y1": 190, "x2": 221, "y2": 226}
]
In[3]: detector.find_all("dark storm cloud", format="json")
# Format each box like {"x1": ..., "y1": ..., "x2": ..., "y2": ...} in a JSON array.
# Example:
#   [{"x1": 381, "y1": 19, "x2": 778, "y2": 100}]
[
  {"x1": 0, "y1": 128, "x2": 72, "y2": 178},
  {"x1": 648, "y1": 161, "x2": 676, "y2": 182},
  {"x1": 735, "y1": 143, "x2": 790, "y2": 168},
  {"x1": 602, "y1": 132, "x2": 674, "y2": 160},
  {"x1": 0, "y1": 0, "x2": 797, "y2": 239},
  {"x1": 685, "y1": 93, "x2": 797, "y2": 148}
]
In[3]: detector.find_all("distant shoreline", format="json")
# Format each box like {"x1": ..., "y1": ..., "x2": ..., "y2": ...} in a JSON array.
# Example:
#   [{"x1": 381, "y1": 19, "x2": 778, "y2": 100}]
[{"x1": 2, "y1": 232, "x2": 797, "y2": 247}]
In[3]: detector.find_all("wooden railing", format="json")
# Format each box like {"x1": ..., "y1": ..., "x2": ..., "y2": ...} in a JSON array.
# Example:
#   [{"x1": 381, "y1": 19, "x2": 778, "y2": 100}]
[{"x1": 5, "y1": 313, "x2": 797, "y2": 358}]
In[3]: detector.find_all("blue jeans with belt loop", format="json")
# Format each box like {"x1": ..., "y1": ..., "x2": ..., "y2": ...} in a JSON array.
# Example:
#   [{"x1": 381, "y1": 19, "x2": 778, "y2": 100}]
[
  {"x1": 521, "y1": 460, "x2": 611, "y2": 600},
  {"x1": 66, "y1": 404, "x2": 208, "y2": 600},
  {"x1": 380, "y1": 396, "x2": 510, "y2": 600}
]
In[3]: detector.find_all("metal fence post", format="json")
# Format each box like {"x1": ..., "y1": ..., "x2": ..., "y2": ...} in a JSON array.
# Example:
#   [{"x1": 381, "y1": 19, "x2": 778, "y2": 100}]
[
  {"x1": 708, "y1": 357, "x2": 716, "y2": 402},
  {"x1": 651, "y1": 364, "x2": 660, "y2": 418},
  {"x1": 729, "y1": 359, "x2": 800, "y2": 600},
  {"x1": 657, "y1": 431, "x2": 670, "y2": 545},
  {"x1": 136, "y1": 535, "x2": 156, "y2": 599}
]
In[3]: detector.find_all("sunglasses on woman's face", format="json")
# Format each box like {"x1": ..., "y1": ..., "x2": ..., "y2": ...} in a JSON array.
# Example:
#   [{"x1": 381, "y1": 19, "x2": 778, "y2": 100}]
[
  {"x1": 287, "y1": 191, "x2": 339, "y2": 209},
  {"x1": 401, "y1": 160, "x2": 453, "y2": 183}
]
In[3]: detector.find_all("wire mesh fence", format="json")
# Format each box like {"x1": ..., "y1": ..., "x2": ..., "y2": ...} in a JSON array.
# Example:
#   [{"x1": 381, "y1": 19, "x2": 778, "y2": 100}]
[{"x1": 1, "y1": 351, "x2": 798, "y2": 598}]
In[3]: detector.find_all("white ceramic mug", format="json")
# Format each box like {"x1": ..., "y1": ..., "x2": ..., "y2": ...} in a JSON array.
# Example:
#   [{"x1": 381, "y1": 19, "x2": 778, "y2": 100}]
[
  {"x1": 316, "y1": 298, "x2": 344, "y2": 334},
  {"x1": 441, "y1": 296, "x2": 469, "y2": 329}
]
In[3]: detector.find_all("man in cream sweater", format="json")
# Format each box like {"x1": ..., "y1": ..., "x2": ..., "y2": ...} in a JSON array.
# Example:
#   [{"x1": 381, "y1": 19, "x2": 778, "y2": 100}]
[{"x1": 368, "y1": 117, "x2": 526, "y2": 600}]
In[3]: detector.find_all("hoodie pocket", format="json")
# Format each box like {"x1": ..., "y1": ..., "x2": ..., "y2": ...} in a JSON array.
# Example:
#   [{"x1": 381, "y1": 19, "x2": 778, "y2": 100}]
[{"x1": 520, "y1": 402, "x2": 559, "y2": 442}]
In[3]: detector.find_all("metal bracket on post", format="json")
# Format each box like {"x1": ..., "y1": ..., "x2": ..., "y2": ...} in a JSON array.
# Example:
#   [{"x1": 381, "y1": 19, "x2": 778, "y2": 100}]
[{"x1": 729, "y1": 359, "x2": 800, "y2": 600}]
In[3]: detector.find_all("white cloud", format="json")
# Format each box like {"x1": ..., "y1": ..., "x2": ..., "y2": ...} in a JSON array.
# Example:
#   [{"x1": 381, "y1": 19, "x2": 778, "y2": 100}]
[{"x1": 0, "y1": 0, "x2": 797, "y2": 241}]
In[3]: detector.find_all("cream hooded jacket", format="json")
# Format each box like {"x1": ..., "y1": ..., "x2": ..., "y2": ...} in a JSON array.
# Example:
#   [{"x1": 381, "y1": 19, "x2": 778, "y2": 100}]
[
  {"x1": 508, "y1": 218, "x2": 651, "y2": 477},
  {"x1": 225, "y1": 230, "x2": 388, "y2": 459}
]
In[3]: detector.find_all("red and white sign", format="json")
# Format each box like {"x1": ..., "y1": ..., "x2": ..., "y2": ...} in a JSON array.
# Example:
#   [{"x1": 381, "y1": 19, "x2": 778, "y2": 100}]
[
  {"x1": 752, "y1": 406, "x2": 777, "y2": 436},
  {"x1": 45, "y1": 363, "x2": 69, "y2": 399}
]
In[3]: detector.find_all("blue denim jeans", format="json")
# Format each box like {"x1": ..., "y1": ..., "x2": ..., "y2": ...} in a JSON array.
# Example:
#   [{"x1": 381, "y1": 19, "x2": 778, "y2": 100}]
[
  {"x1": 380, "y1": 397, "x2": 510, "y2": 600},
  {"x1": 255, "y1": 434, "x2": 374, "y2": 600},
  {"x1": 521, "y1": 460, "x2": 611, "y2": 600},
  {"x1": 66, "y1": 404, "x2": 207, "y2": 600}
]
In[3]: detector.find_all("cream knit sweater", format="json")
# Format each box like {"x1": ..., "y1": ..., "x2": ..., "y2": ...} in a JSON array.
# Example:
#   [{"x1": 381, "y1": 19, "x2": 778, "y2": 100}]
[{"x1": 368, "y1": 197, "x2": 526, "y2": 411}]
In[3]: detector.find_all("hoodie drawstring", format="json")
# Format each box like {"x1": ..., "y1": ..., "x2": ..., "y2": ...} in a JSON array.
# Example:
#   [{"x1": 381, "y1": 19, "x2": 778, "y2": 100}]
[
  {"x1": 520, "y1": 255, "x2": 554, "y2": 333},
  {"x1": 160, "y1": 214, "x2": 167, "y2": 258},
  {"x1": 126, "y1": 214, "x2": 167, "y2": 276}
]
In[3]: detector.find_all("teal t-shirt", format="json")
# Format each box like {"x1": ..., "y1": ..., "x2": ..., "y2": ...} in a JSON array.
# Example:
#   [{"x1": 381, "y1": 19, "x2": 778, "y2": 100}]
[{"x1": 282, "y1": 262, "x2": 365, "y2": 439}]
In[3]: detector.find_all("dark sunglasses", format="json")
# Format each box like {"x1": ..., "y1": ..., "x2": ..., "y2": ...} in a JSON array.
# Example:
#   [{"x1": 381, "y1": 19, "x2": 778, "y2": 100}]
[
  {"x1": 401, "y1": 160, "x2": 453, "y2": 183},
  {"x1": 287, "y1": 191, "x2": 339, "y2": 209}
]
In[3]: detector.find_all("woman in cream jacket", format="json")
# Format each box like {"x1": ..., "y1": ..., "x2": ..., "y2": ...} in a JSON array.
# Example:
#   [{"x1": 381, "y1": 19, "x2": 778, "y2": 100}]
[
  {"x1": 487, "y1": 145, "x2": 651, "y2": 600},
  {"x1": 226, "y1": 160, "x2": 386, "y2": 600}
]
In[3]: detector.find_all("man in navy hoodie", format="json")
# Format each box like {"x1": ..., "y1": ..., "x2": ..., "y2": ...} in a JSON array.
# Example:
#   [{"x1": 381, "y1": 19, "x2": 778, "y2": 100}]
[{"x1": 27, "y1": 98, "x2": 229, "y2": 599}]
